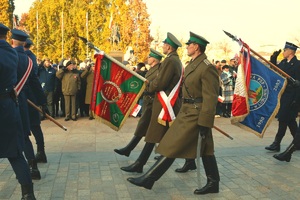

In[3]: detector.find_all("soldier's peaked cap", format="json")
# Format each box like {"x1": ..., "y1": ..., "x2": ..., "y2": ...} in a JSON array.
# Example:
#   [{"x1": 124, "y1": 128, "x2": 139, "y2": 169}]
[
  {"x1": 284, "y1": 42, "x2": 298, "y2": 51},
  {"x1": 186, "y1": 31, "x2": 209, "y2": 47},
  {"x1": 0, "y1": 23, "x2": 9, "y2": 35},
  {"x1": 25, "y1": 38, "x2": 33, "y2": 48},
  {"x1": 11, "y1": 29, "x2": 29, "y2": 42},
  {"x1": 149, "y1": 48, "x2": 164, "y2": 60},
  {"x1": 163, "y1": 32, "x2": 182, "y2": 48}
]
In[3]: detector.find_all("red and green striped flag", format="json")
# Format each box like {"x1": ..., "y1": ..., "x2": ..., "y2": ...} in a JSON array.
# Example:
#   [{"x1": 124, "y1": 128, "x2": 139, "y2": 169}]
[{"x1": 90, "y1": 53, "x2": 146, "y2": 131}]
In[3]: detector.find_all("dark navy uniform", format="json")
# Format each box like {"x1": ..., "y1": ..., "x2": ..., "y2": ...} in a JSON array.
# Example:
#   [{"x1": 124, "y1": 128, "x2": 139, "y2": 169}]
[
  {"x1": 277, "y1": 56, "x2": 300, "y2": 121},
  {"x1": 266, "y1": 42, "x2": 300, "y2": 152},
  {"x1": 0, "y1": 23, "x2": 35, "y2": 199},
  {"x1": 25, "y1": 38, "x2": 47, "y2": 163},
  {"x1": 12, "y1": 29, "x2": 47, "y2": 181}
]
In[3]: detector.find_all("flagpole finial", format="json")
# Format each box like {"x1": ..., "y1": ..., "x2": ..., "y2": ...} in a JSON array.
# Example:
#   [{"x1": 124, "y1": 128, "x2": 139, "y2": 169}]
[{"x1": 223, "y1": 30, "x2": 239, "y2": 42}]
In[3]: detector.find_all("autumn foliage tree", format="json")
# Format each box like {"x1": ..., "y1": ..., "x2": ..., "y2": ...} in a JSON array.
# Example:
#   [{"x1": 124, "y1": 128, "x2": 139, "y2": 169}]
[
  {"x1": 13, "y1": 0, "x2": 152, "y2": 64},
  {"x1": 0, "y1": 0, "x2": 15, "y2": 29}
]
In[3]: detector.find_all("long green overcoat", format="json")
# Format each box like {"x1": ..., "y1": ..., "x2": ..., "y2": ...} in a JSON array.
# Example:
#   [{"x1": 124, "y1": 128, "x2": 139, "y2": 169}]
[
  {"x1": 156, "y1": 53, "x2": 219, "y2": 158},
  {"x1": 134, "y1": 63, "x2": 160, "y2": 137},
  {"x1": 144, "y1": 51, "x2": 182, "y2": 143}
]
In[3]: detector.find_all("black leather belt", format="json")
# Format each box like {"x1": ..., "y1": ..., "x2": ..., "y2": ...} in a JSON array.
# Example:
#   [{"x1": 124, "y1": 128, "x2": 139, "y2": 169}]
[
  {"x1": 143, "y1": 92, "x2": 154, "y2": 96},
  {"x1": 182, "y1": 97, "x2": 203, "y2": 104},
  {"x1": 0, "y1": 91, "x2": 18, "y2": 105}
]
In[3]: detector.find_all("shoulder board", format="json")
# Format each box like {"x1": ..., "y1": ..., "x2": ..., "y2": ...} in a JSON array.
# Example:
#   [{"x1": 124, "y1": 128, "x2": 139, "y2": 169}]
[{"x1": 203, "y1": 59, "x2": 211, "y2": 65}]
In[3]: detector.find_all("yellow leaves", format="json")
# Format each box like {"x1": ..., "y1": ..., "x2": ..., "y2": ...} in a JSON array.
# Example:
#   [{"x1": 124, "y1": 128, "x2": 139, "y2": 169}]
[{"x1": 14, "y1": 0, "x2": 152, "y2": 64}]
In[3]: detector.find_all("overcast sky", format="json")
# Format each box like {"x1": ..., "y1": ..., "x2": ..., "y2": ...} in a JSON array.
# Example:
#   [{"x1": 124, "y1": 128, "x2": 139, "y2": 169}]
[{"x1": 14, "y1": 0, "x2": 300, "y2": 53}]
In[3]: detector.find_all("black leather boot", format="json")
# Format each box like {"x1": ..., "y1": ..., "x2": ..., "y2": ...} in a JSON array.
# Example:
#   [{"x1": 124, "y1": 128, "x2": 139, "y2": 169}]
[
  {"x1": 121, "y1": 143, "x2": 154, "y2": 173},
  {"x1": 35, "y1": 145, "x2": 47, "y2": 163},
  {"x1": 273, "y1": 143, "x2": 296, "y2": 162},
  {"x1": 28, "y1": 159, "x2": 41, "y2": 180},
  {"x1": 175, "y1": 159, "x2": 196, "y2": 173},
  {"x1": 265, "y1": 141, "x2": 280, "y2": 152},
  {"x1": 21, "y1": 183, "x2": 36, "y2": 200},
  {"x1": 114, "y1": 136, "x2": 142, "y2": 157},
  {"x1": 194, "y1": 155, "x2": 220, "y2": 195},
  {"x1": 127, "y1": 156, "x2": 175, "y2": 189}
]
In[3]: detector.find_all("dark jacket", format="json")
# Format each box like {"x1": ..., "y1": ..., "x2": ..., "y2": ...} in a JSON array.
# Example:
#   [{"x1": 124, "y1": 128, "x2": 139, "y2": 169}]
[
  {"x1": 277, "y1": 56, "x2": 300, "y2": 121},
  {"x1": 15, "y1": 46, "x2": 46, "y2": 136},
  {"x1": 0, "y1": 40, "x2": 24, "y2": 158},
  {"x1": 38, "y1": 66, "x2": 57, "y2": 92}
]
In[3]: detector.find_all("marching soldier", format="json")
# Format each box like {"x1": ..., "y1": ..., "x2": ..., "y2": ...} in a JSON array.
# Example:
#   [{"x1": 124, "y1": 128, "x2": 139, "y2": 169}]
[
  {"x1": 11, "y1": 29, "x2": 48, "y2": 180},
  {"x1": 24, "y1": 38, "x2": 48, "y2": 163},
  {"x1": 0, "y1": 23, "x2": 36, "y2": 199},
  {"x1": 265, "y1": 42, "x2": 300, "y2": 152},
  {"x1": 127, "y1": 32, "x2": 220, "y2": 195},
  {"x1": 114, "y1": 48, "x2": 163, "y2": 157},
  {"x1": 120, "y1": 33, "x2": 183, "y2": 173}
]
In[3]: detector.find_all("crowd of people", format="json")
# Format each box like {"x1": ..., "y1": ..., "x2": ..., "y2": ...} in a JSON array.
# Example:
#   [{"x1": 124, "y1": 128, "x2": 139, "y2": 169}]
[
  {"x1": 1, "y1": 20, "x2": 300, "y2": 199},
  {"x1": 36, "y1": 57, "x2": 95, "y2": 121}
]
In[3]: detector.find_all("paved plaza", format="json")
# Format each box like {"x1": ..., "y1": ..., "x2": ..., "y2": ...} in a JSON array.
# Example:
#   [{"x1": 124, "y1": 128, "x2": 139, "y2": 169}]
[{"x1": 0, "y1": 116, "x2": 300, "y2": 200}]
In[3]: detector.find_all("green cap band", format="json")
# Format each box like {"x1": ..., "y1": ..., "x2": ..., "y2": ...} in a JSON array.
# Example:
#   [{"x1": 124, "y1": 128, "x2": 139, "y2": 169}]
[
  {"x1": 149, "y1": 52, "x2": 162, "y2": 60},
  {"x1": 189, "y1": 36, "x2": 208, "y2": 47},
  {"x1": 165, "y1": 37, "x2": 178, "y2": 48}
]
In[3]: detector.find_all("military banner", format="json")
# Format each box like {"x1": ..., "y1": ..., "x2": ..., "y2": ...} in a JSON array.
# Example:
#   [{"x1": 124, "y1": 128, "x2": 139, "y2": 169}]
[
  {"x1": 231, "y1": 50, "x2": 287, "y2": 138},
  {"x1": 91, "y1": 52, "x2": 146, "y2": 131}
]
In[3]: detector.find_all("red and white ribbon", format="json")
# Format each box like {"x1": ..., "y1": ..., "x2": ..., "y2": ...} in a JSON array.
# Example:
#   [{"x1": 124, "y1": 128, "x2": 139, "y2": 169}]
[
  {"x1": 15, "y1": 57, "x2": 33, "y2": 96},
  {"x1": 157, "y1": 67, "x2": 184, "y2": 125}
]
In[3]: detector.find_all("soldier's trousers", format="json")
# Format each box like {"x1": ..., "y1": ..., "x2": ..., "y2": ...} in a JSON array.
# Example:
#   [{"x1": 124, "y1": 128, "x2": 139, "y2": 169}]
[
  {"x1": 31, "y1": 125, "x2": 45, "y2": 147},
  {"x1": 24, "y1": 136, "x2": 35, "y2": 161},
  {"x1": 8, "y1": 154, "x2": 31, "y2": 185}
]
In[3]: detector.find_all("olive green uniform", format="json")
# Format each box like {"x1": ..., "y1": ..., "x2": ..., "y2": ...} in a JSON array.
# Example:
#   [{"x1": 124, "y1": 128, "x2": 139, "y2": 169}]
[
  {"x1": 156, "y1": 53, "x2": 219, "y2": 158},
  {"x1": 134, "y1": 64, "x2": 160, "y2": 137},
  {"x1": 56, "y1": 69, "x2": 81, "y2": 119},
  {"x1": 144, "y1": 51, "x2": 182, "y2": 143}
]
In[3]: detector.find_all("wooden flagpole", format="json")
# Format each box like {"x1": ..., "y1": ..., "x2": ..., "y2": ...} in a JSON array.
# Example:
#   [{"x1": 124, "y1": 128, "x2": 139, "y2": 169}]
[
  {"x1": 77, "y1": 36, "x2": 147, "y2": 82},
  {"x1": 27, "y1": 99, "x2": 67, "y2": 131}
]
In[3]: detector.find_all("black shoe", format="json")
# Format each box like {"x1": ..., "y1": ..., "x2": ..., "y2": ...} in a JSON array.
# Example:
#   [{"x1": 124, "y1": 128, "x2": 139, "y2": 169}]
[
  {"x1": 265, "y1": 142, "x2": 280, "y2": 152},
  {"x1": 64, "y1": 118, "x2": 70, "y2": 121},
  {"x1": 31, "y1": 169, "x2": 41, "y2": 180},
  {"x1": 175, "y1": 159, "x2": 196, "y2": 173},
  {"x1": 35, "y1": 151, "x2": 47, "y2": 163},
  {"x1": 222, "y1": 113, "x2": 230, "y2": 118},
  {"x1": 121, "y1": 161, "x2": 143, "y2": 173},
  {"x1": 114, "y1": 148, "x2": 130, "y2": 157},
  {"x1": 21, "y1": 183, "x2": 36, "y2": 200},
  {"x1": 273, "y1": 143, "x2": 295, "y2": 162},
  {"x1": 273, "y1": 153, "x2": 291, "y2": 162},
  {"x1": 28, "y1": 160, "x2": 41, "y2": 180},
  {"x1": 71, "y1": 117, "x2": 77, "y2": 121},
  {"x1": 154, "y1": 155, "x2": 163, "y2": 160},
  {"x1": 89, "y1": 116, "x2": 95, "y2": 120},
  {"x1": 194, "y1": 182, "x2": 219, "y2": 195}
]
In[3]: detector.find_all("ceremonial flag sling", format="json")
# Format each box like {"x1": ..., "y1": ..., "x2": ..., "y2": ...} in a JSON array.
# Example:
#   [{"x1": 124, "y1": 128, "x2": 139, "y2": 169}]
[
  {"x1": 157, "y1": 67, "x2": 184, "y2": 126},
  {"x1": 231, "y1": 45, "x2": 287, "y2": 138},
  {"x1": 91, "y1": 52, "x2": 146, "y2": 131}
]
